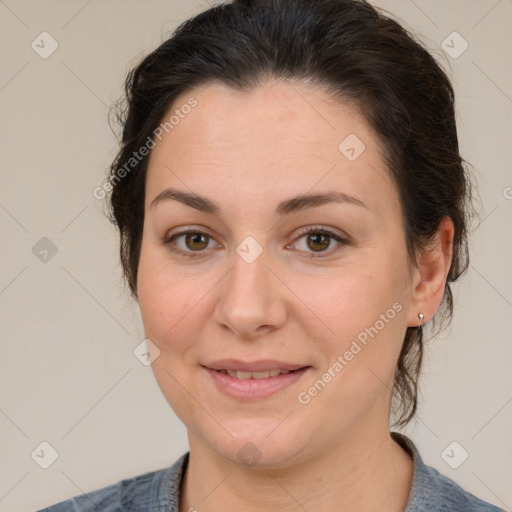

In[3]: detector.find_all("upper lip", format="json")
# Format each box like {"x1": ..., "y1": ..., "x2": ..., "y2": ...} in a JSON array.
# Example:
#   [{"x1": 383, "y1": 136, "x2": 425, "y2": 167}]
[{"x1": 204, "y1": 359, "x2": 308, "y2": 372}]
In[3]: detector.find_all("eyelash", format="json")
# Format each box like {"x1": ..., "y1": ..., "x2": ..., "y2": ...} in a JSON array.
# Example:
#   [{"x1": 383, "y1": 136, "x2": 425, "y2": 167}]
[{"x1": 162, "y1": 226, "x2": 348, "y2": 259}]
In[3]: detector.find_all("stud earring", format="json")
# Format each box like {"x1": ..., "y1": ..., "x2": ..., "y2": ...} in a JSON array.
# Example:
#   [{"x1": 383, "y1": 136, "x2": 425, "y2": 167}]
[{"x1": 418, "y1": 313, "x2": 424, "y2": 332}]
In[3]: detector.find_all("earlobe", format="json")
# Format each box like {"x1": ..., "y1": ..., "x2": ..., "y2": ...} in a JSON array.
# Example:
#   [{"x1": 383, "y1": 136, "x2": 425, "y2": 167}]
[{"x1": 407, "y1": 216, "x2": 454, "y2": 327}]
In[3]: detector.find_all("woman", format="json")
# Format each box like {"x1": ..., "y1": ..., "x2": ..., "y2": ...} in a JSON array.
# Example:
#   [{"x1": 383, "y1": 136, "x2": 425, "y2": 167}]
[{"x1": 39, "y1": 0, "x2": 505, "y2": 510}]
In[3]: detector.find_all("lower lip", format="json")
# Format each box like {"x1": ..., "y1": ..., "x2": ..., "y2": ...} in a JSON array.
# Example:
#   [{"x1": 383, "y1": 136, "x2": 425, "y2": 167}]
[{"x1": 204, "y1": 367, "x2": 311, "y2": 400}]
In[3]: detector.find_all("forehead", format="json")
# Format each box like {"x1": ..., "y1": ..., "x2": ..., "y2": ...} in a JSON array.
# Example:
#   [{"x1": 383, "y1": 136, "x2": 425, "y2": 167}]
[
  {"x1": 145, "y1": 80, "x2": 397, "y2": 216},
  {"x1": 152, "y1": 80, "x2": 369, "y2": 154}
]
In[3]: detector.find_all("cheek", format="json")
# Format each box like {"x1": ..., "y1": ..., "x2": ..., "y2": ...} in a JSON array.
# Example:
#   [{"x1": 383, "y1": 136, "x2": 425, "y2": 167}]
[
  {"x1": 137, "y1": 242, "x2": 227, "y2": 370},
  {"x1": 137, "y1": 249, "x2": 208, "y2": 419},
  {"x1": 297, "y1": 248, "x2": 410, "y2": 396},
  {"x1": 137, "y1": 244, "x2": 194, "y2": 349},
  {"x1": 138, "y1": 281, "x2": 201, "y2": 359},
  {"x1": 301, "y1": 264, "x2": 404, "y2": 340},
  {"x1": 296, "y1": 268, "x2": 407, "y2": 420}
]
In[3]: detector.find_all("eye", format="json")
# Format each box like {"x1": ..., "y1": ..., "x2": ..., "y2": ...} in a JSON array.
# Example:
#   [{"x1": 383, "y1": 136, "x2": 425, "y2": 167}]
[
  {"x1": 162, "y1": 226, "x2": 348, "y2": 259},
  {"x1": 163, "y1": 230, "x2": 219, "y2": 257},
  {"x1": 289, "y1": 226, "x2": 347, "y2": 257}
]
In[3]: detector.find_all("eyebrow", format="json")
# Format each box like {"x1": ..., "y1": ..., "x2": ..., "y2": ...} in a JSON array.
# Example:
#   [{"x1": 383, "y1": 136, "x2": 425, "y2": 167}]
[{"x1": 149, "y1": 187, "x2": 368, "y2": 216}]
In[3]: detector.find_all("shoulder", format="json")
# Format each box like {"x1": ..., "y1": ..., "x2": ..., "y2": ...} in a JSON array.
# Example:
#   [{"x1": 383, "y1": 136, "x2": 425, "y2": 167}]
[
  {"x1": 36, "y1": 453, "x2": 188, "y2": 512},
  {"x1": 412, "y1": 460, "x2": 505, "y2": 512},
  {"x1": 391, "y1": 433, "x2": 506, "y2": 512}
]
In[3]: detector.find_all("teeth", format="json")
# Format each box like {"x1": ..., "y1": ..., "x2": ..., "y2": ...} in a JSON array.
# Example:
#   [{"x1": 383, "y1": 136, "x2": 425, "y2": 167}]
[
  {"x1": 221, "y1": 369, "x2": 292, "y2": 379},
  {"x1": 252, "y1": 371, "x2": 270, "y2": 379}
]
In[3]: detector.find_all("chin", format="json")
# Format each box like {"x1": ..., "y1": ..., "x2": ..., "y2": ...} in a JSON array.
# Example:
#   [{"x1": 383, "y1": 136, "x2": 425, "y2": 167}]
[{"x1": 193, "y1": 416, "x2": 313, "y2": 470}]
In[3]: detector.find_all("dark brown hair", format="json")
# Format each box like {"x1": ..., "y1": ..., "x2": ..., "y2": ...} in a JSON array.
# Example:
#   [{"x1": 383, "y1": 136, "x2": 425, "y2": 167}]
[{"x1": 107, "y1": 0, "x2": 473, "y2": 426}]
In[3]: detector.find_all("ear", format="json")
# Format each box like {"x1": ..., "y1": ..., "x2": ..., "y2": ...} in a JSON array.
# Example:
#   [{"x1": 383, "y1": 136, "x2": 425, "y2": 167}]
[{"x1": 407, "y1": 216, "x2": 454, "y2": 327}]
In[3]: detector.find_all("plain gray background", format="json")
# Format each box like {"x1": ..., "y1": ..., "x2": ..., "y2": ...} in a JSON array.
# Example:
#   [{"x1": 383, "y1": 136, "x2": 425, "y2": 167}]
[{"x1": 1, "y1": 1, "x2": 511, "y2": 511}]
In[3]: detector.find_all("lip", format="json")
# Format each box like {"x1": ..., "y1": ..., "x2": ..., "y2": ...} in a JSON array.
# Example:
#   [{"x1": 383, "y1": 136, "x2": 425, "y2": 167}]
[
  {"x1": 204, "y1": 359, "x2": 307, "y2": 372},
  {"x1": 203, "y1": 361, "x2": 311, "y2": 400}
]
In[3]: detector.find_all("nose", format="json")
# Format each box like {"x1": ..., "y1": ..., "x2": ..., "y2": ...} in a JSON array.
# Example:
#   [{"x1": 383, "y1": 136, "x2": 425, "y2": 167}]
[{"x1": 213, "y1": 246, "x2": 288, "y2": 340}]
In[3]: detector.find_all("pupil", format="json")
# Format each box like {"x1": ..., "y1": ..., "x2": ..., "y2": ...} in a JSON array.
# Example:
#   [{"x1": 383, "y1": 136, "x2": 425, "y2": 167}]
[
  {"x1": 308, "y1": 233, "x2": 329, "y2": 251},
  {"x1": 187, "y1": 233, "x2": 208, "y2": 250}
]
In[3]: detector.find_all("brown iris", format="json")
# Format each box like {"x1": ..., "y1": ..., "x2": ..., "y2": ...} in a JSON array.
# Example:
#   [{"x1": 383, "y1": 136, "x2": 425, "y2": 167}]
[
  {"x1": 185, "y1": 232, "x2": 209, "y2": 251},
  {"x1": 307, "y1": 233, "x2": 330, "y2": 252}
]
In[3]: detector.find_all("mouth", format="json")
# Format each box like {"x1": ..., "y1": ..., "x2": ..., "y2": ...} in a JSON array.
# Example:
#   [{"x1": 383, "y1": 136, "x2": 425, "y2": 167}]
[
  {"x1": 203, "y1": 360, "x2": 311, "y2": 400},
  {"x1": 214, "y1": 369, "x2": 295, "y2": 379}
]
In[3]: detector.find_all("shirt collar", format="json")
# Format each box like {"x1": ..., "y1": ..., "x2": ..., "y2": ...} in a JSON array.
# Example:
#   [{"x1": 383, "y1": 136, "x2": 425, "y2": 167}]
[{"x1": 391, "y1": 431, "x2": 447, "y2": 511}]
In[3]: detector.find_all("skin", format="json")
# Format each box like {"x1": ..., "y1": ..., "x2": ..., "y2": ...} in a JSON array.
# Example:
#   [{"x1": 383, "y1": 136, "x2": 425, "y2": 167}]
[{"x1": 137, "y1": 80, "x2": 454, "y2": 512}]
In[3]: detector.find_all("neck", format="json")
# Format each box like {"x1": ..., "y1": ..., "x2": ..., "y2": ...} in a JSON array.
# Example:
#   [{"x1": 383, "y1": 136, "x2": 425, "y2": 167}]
[{"x1": 179, "y1": 424, "x2": 413, "y2": 512}]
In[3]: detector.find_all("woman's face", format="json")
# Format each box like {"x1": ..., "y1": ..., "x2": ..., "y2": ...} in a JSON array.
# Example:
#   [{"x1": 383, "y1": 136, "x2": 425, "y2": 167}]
[{"x1": 137, "y1": 80, "x2": 421, "y2": 467}]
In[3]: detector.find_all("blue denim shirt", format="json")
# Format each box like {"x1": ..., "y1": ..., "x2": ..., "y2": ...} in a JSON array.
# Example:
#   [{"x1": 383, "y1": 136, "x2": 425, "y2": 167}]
[{"x1": 37, "y1": 433, "x2": 506, "y2": 511}]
